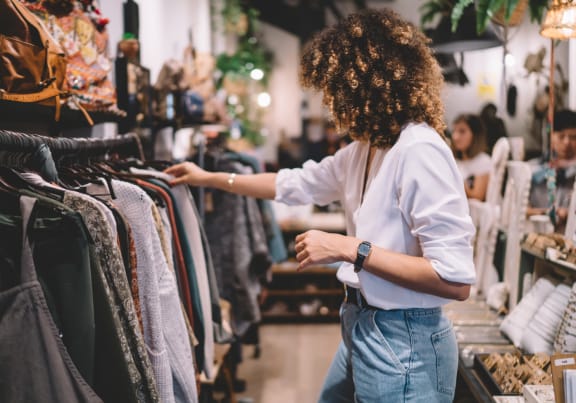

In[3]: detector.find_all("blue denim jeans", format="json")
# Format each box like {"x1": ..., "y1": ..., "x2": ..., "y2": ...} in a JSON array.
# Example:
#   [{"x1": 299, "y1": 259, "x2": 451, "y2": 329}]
[{"x1": 318, "y1": 302, "x2": 458, "y2": 403}]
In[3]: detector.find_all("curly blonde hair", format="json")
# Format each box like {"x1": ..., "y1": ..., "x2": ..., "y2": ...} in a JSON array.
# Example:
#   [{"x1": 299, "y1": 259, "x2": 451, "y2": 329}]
[{"x1": 300, "y1": 8, "x2": 446, "y2": 148}]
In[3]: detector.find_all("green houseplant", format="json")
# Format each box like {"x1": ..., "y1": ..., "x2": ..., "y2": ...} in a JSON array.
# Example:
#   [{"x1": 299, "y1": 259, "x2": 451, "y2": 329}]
[
  {"x1": 420, "y1": 0, "x2": 550, "y2": 34},
  {"x1": 451, "y1": 0, "x2": 550, "y2": 33}
]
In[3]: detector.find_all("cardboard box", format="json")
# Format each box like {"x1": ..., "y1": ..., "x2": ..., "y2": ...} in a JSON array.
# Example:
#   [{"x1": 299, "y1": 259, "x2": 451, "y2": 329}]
[
  {"x1": 550, "y1": 354, "x2": 576, "y2": 403},
  {"x1": 523, "y1": 384, "x2": 555, "y2": 403}
]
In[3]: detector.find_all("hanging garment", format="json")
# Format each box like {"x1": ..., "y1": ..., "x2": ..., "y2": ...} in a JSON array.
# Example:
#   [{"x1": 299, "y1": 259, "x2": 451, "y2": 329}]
[
  {"x1": 61, "y1": 190, "x2": 159, "y2": 403},
  {"x1": 18, "y1": 172, "x2": 159, "y2": 403},
  {"x1": 0, "y1": 195, "x2": 102, "y2": 403},
  {"x1": 204, "y1": 159, "x2": 272, "y2": 336},
  {"x1": 224, "y1": 151, "x2": 287, "y2": 263},
  {"x1": 18, "y1": 187, "x2": 154, "y2": 403},
  {"x1": 111, "y1": 179, "x2": 198, "y2": 403},
  {"x1": 136, "y1": 179, "x2": 204, "y2": 368},
  {"x1": 29, "y1": 203, "x2": 96, "y2": 385},
  {"x1": 131, "y1": 169, "x2": 215, "y2": 379},
  {"x1": 0, "y1": 188, "x2": 97, "y2": 385}
]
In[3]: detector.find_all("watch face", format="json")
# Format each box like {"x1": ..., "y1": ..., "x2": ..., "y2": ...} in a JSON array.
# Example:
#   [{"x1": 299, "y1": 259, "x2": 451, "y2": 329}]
[{"x1": 358, "y1": 242, "x2": 371, "y2": 257}]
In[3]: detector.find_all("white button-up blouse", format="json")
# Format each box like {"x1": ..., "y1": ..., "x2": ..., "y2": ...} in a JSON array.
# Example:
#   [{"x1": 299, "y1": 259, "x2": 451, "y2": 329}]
[{"x1": 275, "y1": 122, "x2": 476, "y2": 309}]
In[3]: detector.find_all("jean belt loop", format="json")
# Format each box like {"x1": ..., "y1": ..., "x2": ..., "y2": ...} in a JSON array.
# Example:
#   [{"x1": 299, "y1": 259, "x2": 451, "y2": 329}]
[{"x1": 356, "y1": 289, "x2": 363, "y2": 307}]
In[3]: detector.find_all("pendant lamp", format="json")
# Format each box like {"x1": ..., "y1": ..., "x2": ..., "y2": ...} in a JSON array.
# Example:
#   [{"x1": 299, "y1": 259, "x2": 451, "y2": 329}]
[
  {"x1": 429, "y1": 5, "x2": 502, "y2": 53},
  {"x1": 540, "y1": 0, "x2": 576, "y2": 39},
  {"x1": 539, "y1": 0, "x2": 576, "y2": 138}
]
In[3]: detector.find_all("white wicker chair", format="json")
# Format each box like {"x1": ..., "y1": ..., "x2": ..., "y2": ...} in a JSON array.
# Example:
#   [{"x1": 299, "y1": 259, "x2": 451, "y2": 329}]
[
  {"x1": 501, "y1": 161, "x2": 532, "y2": 309},
  {"x1": 486, "y1": 137, "x2": 511, "y2": 206},
  {"x1": 469, "y1": 137, "x2": 510, "y2": 295},
  {"x1": 564, "y1": 180, "x2": 576, "y2": 243}
]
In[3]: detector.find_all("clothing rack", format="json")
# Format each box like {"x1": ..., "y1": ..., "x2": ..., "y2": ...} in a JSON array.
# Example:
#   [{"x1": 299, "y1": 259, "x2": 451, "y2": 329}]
[
  {"x1": 0, "y1": 130, "x2": 145, "y2": 161},
  {"x1": 0, "y1": 130, "x2": 145, "y2": 182}
]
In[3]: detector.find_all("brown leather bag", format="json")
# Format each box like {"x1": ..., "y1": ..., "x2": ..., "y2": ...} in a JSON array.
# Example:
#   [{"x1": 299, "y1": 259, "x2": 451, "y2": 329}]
[{"x1": 0, "y1": 0, "x2": 68, "y2": 120}]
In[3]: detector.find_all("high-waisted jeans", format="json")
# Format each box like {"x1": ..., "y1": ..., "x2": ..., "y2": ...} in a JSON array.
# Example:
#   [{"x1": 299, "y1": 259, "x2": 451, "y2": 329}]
[{"x1": 318, "y1": 302, "x2": 458, "y2": 403}]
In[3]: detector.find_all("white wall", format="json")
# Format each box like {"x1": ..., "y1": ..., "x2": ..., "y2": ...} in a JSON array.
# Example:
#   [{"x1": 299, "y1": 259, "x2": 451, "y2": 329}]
[
  {"x1": 257, "y1": 23, "x2": 302, "y2": 161},
  {"x1": 99, "y1": 0, "x2": 212, "y2": 81}
]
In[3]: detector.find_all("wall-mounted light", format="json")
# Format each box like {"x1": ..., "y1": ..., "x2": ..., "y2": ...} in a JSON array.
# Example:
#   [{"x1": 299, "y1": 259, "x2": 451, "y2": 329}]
[
  {"x1": 250, "y1": 68, "x2": 264, "y2": 80},
  {"x1": 504, "y1": 52, "x2": 516, "y2": 68},
  {"x1": 257, "y1": 92, "x2": 271, "y2": 108}
]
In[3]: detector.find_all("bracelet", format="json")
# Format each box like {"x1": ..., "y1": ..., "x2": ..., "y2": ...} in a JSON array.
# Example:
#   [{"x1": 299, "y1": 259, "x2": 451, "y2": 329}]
[{"x1": 227, "y1": 172, "x2": 237, "y2": 188}]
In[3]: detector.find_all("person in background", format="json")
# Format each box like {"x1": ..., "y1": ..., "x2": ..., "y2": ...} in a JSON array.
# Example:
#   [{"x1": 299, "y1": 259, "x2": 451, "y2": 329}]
[
  {"x1": 528, "y1": 109, "x2": 576, "y2": 233},
  {"x1": 165, "y1": 8, "x2": 475, "y2": 402},
  {"x1": 307, "y1": 121, "x2": 349, "y2": 162},
  {"x1": 480, "y1": 102, "x2": 508, "y2": 154},
  {"x1": 451, "y1": 113, "x2": 492, "y2": 201}
]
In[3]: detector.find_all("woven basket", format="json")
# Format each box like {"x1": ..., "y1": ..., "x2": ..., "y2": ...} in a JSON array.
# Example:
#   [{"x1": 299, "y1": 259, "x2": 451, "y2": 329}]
[{"x1": 491, "y1": 0, "x2": 529, "y2": 27}]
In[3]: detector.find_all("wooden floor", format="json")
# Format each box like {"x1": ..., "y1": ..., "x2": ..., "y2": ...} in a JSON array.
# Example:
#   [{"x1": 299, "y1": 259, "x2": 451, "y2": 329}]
[{"x1": 236, "y1": 324, "x2": 341, "y2": 403}]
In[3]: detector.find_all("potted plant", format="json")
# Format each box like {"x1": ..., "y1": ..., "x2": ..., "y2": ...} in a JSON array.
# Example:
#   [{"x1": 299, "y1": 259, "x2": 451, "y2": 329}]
[
  {"x1": 450, "y1": 0, "x2": 550, "y2": 34},
  {"x1": 420, "y1": 0, "x2": 550, "y2": 33}
]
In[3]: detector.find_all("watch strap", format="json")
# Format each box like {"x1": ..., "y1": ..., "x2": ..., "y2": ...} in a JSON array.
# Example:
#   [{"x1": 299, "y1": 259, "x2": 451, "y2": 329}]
[{"x1": 354, "y1": 241, "x2": 372, "y2": 273}]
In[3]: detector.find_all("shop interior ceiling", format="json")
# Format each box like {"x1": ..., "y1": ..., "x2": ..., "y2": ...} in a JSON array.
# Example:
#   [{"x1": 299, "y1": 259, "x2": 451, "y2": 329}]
[{"x1": 247, "y1": 0, "x2": 395, "y2": 42}]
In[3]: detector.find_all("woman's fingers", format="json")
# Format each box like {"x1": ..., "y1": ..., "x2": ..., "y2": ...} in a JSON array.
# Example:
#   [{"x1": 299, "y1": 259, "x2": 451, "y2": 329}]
[
  {"x1": 164, "y1": 163, "x2": 189, "y2": 176},
  {"x1": 297, "y1": 257, "x2": 311, "y2": 272},
  {"x1": 163, "y1": 162, "x2": 206, "y2": 186},
  {"x1": 295, "y1": 232, "x2": 306, "y2": 243},
  {"x1": 169, "y1": 176, "x2": 189, "y2": 186}
]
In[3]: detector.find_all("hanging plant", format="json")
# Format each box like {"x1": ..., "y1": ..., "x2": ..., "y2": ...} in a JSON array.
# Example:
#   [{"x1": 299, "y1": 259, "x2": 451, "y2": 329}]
[
  {"x1": 420, "y1": 0, "x2": 550, "y2": 33},
  {"x1": 216, "y1": 2, "x2": 274, "y2": 146},
  {"x1": 221, "y1": 0, "x2": 249, "y2": 35},
  {"x1": 450, "y1": 0, "x2": 550, "y2": 33},
  {"x1": 216, "y1": 37, "x2": 273, "y2": 87}
]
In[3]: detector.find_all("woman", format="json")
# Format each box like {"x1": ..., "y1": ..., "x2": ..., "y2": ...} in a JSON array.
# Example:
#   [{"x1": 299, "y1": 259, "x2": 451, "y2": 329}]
[
  {"x1": 527, "y1": 109, "x2": 576, "y2": 233},
  {"x1": 166, "y1": 8, "x2": 475, "y2": 402},
  {"x1": 451, "y1": 114, "x2": 492, "y2": 201}
]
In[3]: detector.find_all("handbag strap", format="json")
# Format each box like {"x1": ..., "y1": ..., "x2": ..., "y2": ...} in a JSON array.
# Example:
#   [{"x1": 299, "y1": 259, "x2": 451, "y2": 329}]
[{"x1": 0, "y1": 87, "x2": 62, "y2": 121}]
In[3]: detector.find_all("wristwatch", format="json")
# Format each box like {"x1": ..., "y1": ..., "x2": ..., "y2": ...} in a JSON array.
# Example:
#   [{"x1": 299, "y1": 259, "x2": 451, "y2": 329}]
[{"x1": 354, "y1": 241, "x2": 372, "y2": 273}]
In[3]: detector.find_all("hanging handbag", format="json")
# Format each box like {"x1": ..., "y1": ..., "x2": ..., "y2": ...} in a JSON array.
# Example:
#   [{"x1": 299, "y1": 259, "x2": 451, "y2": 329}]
[
  {"x1": 23, "y1": 0, "x2": 117, "y2": 113},
  {"x1": 0, "y1": 0, "x2": 68, "y2": 120}
]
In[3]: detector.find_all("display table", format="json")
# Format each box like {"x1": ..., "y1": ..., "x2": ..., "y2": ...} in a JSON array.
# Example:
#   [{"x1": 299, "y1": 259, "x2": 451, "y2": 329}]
[
  {"x1": 520, "y1": 241, "x2": 576, "y2": 299},
  {"x1": 444, "y1": 298, "x2": 515, "y2": 402}
]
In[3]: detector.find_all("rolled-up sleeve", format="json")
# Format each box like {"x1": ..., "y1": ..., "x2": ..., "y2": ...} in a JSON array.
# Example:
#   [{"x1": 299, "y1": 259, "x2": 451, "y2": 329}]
[
  {"x1": 396, "y1": 141, "x2": 476, "y2": 284},
  {"x1": 275, "y1": 146, "x2": 349, "y2": 206}
]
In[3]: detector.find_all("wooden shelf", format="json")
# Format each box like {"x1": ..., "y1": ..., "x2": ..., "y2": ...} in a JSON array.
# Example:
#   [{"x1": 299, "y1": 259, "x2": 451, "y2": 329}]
[
  {"x1": 262, "y1": 311, "x2": 340, "y2": 323},
  {"x1": 200, "y1": 343, "x2": 231, "y2": 385},
  {"x1": 267, "y1": 289, "x2": 343, "y2": 297},
  {"x1": 0, "y1": 100, "x2": 125, "y2": 135},
  {"x1": 521, "y1": 242, "x2": 546, "y2": 259},
  {"x1": 271, "y1": 262, "x2": 338, "y2": 275}
]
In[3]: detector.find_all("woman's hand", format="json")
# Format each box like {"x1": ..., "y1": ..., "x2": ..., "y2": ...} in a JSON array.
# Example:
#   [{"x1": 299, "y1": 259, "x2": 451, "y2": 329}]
[
  {"x1": 294, "y1": 230, "x2": 357, "y2": 271},
  {"x1": 164, "y1": 161, "x2": 212, "y2": 187}
]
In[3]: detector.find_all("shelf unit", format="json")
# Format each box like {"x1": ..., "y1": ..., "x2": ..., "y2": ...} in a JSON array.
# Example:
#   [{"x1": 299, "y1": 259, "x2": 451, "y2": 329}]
[
  {"x1": 261, "y1": 261, "x2": 344, "y2": 323},
  {"x1": 262, "y1": 213, "x2": 346, "y2": 323},
  {"x1": 0, "y1": 99, "x2": 124, "y2": 136}
]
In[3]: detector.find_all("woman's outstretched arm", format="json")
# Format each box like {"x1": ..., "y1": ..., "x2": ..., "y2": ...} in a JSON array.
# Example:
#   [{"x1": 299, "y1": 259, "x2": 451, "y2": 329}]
[{"x1": 164, "y1": 161, "x2": 278, "y2": 200}]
